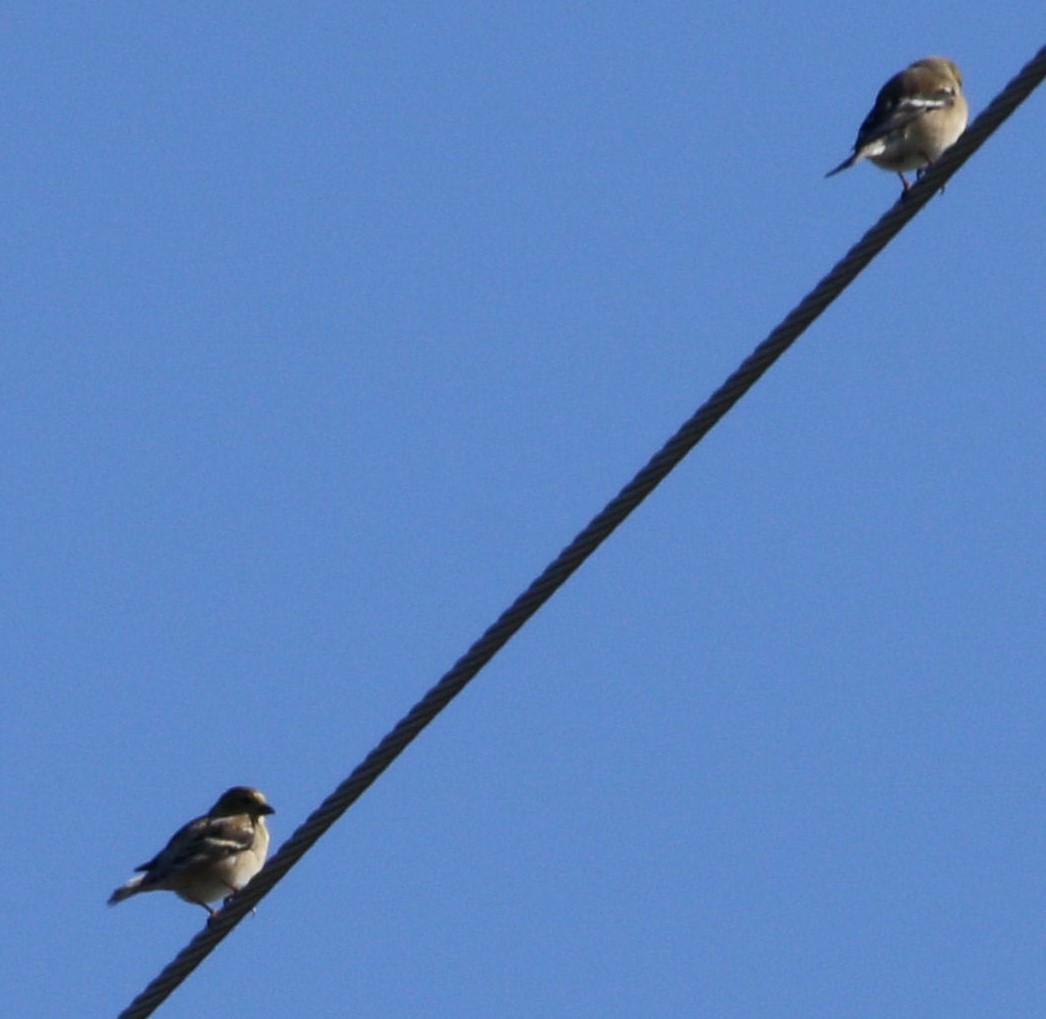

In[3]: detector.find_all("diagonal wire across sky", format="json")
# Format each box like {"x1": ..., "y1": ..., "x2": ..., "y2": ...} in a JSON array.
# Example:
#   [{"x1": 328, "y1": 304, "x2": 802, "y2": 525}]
[{"x1": 118, "y1": 42, "x2": 1046, "y2": 1019}]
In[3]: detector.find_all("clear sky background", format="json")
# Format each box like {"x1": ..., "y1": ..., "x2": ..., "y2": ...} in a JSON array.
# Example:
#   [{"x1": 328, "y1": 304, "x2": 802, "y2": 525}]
[{"x1": 3, "y1": 5, "x2": 1044, "y2": 1017}]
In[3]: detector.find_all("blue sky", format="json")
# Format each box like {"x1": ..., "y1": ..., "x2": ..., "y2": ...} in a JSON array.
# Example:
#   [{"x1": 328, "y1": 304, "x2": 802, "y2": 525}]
[{"x1": 3, "y1": 6, "x2": 1044, "y2": 1017}]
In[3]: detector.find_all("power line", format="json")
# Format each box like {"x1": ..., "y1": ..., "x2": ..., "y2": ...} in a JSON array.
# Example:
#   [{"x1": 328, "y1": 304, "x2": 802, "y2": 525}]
[{"x1": 117, "y1": 43, "x2": 1046, "y2": 1019}]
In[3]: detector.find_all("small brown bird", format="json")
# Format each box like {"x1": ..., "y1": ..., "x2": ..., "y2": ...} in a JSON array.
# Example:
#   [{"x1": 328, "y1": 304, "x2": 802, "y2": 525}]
[
  {"x1": 826, "y1": 57, "x2": 969, "y2": 194},
  {"x1": 108, "y1": 786, "x2": 275, "y2": 918}
]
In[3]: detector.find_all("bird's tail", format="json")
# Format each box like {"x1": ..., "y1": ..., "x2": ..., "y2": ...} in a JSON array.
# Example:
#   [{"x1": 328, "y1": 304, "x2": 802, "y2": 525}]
[
  {"x1": 108, "y1": 875, "x2": 145, "y2": 906},
  {"x1": 825, "y1": 153, "x2": 859, "y2": 178}
]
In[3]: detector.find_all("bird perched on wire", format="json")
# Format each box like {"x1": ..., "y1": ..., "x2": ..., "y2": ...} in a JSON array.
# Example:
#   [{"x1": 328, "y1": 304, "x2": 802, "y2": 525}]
[
  {"x1": 108, "y1": 786, "x2": 275, "y2": 919},
  {"x1": 826, "y1": 57, "x2": 968, "y2": 195}
]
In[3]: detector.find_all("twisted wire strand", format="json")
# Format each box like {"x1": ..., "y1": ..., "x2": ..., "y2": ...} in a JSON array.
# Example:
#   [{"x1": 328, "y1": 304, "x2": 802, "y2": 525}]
[{"x1": 118, "y1": 43, "x2": 1046, "y2": 1019}]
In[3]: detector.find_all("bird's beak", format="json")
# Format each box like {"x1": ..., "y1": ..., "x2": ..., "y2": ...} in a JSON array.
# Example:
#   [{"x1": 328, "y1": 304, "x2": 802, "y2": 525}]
[{"x1": 259, "y1": 803, "x2": 275, "y2": 815}]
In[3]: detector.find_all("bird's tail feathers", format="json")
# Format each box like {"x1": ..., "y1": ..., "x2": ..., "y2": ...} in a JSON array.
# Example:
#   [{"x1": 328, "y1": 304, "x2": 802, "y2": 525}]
[
  {"x1": 108, "y1": 875, "x2": 145, "y2": 906},
  {"x1": 825, "y1": 153, "x2": 858, "y2": 178}
]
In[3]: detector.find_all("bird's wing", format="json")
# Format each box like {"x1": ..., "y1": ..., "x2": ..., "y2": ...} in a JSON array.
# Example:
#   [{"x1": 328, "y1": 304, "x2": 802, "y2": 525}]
[
  {"x1": 854, "y1": 79, "x2": 957, "y2": 150},
  {"x1": 136, "y1": 814, "x2": 255, "y2": 876},
  {"x1": 860, "y1": 95, "x2": 951, "y2": 145}
]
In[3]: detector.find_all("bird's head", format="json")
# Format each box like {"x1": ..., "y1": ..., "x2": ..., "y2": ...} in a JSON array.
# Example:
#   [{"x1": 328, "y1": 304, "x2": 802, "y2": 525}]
[{"x1": 210, "y1": 786, "x2": 275, "y2": 819}]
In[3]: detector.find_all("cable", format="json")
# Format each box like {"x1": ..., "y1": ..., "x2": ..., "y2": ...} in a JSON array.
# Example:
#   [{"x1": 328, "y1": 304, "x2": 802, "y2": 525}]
[{"x1": 118, "y1": 43, "x2": 1046, "y2": 1018}]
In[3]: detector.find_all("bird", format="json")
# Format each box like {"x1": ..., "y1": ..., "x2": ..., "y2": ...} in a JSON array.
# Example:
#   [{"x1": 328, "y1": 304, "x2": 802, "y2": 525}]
[
  {"x1": 108, "y1": 786, "x2": 275, "y2": 919},
  {"x1": 826, "y1": 57, "x2": 968, "y2": 195}
]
